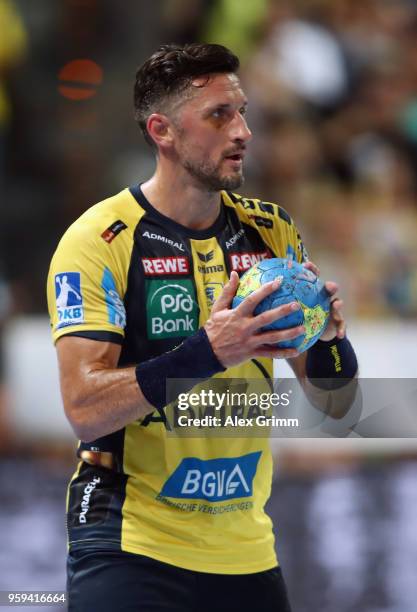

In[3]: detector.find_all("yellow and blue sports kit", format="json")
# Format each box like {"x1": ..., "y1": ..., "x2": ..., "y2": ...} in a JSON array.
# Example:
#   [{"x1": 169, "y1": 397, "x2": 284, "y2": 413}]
[{"x1": 47, "y1": 185, "x2": 307, "y2": 580}]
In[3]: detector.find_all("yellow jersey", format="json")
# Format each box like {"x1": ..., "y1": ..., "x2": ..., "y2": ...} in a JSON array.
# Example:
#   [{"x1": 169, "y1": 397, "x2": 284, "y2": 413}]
[{"x1": 47, "y1": 185, "x2": 307, "y2": 574}]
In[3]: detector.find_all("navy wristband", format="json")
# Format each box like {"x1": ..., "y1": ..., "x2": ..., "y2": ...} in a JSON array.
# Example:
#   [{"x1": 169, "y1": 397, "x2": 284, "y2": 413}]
[
  {"x1": 306, "y1": 336, "x2": 358, "y2": 390},
  {"x1": 135, "y1": 328, "x2": 226, "y2": 418}
]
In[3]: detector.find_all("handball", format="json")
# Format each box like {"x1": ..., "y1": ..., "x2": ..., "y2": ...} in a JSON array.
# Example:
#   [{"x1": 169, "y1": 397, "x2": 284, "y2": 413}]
[{"x1": 232, "y1": 258, "x2": 331, "y2": 353}]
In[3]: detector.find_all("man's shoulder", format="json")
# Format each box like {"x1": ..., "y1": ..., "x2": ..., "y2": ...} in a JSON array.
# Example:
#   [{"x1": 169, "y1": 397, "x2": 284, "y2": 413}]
[
  {"x1": 58, "y1": 188, "x2": 144, "y2": 248},
  {"x1": 68, "y1": 188, "x2": 141, "y2": 234},
  {"x1": 222, "y1": 191, "x2": 295, "y2": 228}
]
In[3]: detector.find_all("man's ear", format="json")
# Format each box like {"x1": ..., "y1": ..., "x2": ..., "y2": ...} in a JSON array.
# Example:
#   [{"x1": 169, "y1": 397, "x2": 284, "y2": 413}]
[{"x1": 146, "y1": 113, "x2": 175, "y2": 150}]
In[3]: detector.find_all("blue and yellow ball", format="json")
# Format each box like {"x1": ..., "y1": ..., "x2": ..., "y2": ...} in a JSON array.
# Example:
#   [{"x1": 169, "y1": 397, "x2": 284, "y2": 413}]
[{"x1": 232, "y1": 258, "x2": 331, "y2": 353}]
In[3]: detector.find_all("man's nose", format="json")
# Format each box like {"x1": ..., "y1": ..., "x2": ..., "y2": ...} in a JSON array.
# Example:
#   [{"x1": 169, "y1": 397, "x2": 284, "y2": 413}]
[{"x1": 231, "y1": 112, "x2": 252, "y2": 143}]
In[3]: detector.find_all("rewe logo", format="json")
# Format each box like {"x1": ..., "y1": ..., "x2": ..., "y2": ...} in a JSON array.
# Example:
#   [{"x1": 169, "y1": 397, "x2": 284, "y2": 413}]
[
  {"x1": 142, "y1": 257, "x2": 190, "y2": 276},
  {"x1": 159, "y1": 452, "x2": 261, "y2": 502},
  {"x1": 146, "y1": 279, "x2": 198, "y2": 339},
  {"x1": 229, "y1": 252, "x2": 270, "y2": 272}
]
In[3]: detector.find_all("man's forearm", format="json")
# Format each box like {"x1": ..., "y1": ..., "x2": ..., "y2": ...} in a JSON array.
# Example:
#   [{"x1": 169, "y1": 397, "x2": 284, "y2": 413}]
[
  {"x1": 59, "y1": 328, "x2": 225, "y2": 443},
  {"x1": 61, "y1": 366, "x2": 154, "y2": 443}
]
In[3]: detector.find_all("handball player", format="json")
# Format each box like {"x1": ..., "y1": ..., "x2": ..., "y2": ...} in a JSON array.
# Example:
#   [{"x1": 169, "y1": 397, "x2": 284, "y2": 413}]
[{"x1": 47, "y1": 43, "x2": 358, "y2": 611}]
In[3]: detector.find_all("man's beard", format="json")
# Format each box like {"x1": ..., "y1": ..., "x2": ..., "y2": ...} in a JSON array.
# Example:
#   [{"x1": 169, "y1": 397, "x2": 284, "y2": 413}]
[{"x1": 183, "y1": 156, "x2": 244, "y2": 192}]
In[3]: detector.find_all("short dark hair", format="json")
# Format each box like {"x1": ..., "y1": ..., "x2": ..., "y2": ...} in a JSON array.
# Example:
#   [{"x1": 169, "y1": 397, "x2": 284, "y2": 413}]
[{"x1": 133, "y1": 43, "x2": 240, "y2": 147}]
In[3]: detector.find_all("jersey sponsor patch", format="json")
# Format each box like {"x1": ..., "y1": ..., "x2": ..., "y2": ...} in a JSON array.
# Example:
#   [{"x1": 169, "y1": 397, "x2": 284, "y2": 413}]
[
  {"x1": 146, "y1": 279, "x2": 198, "y2": 339},
  {"x1": 79, "y1": 475, "x2": 101, "y2": 524},
  {"x1": 101, "y1": 220, "x2": 127, "y2": 243},
  {"x1": 55, "y1": 272, "x2": 84, "y2": 328},
  {"x1": 142, "y1": 231, "x2": 185, "y2": 252},
  {"x1": 159, "y1": 452, "x2": 262, "y2": 502},
  {"x1": 197, "y1": 251, "x2": 214, "y2": 263},
  {"x1": 225, "y1": 228, "x2": 245, "y2": 249},
  {"x1": 195, "y1": 248, "x2": 225, "y2": 274},
  {"x1": 204, "y1": 281, "x2": 224, "y2": 308},
  {"x1": 67, "y1": 465, "x2": 126, "y2": 529},
  {"x1": 101, "y1": 267, "x2": 126, "y2": 328},
  {"x1": 229, "y1": 251, "x2": 270, "y2": 272},
  {"x1": 198, "y1": 263, "x2": 224, "y2": 274},
  {"x1": 142, "y1": 256, "x2": 190, "y2": 276}
]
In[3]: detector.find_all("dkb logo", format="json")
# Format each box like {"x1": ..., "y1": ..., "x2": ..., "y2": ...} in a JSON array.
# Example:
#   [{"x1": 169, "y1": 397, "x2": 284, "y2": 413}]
[
  {"x1": 146, "y1": 279, "x2": 198, "y2": 339},
  {"x1": 55, "y1": 272, "x2": 84, "y2": 329}
]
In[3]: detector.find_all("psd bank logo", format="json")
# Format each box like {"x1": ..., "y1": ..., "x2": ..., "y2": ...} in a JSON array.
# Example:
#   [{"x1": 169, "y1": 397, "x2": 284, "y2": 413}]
[
  {"x1": 146, "y1": 279, "x2": 198, "y2": 339},
  {"x1": 160, "y1": 452, "x2": 261, "y2": 502},
  {"x1": 55, "y1": 272, "x2": 84, "y2": 328}
]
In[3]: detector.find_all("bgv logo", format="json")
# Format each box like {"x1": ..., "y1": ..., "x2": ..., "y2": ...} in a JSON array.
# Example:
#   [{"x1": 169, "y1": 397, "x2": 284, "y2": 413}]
[{"x1": 159, "y1": 452, "x2": 261, "y2": 502}]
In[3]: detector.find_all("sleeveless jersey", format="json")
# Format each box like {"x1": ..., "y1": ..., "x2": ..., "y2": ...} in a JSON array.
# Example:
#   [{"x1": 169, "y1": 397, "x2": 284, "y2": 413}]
[{"x1": 47, "y1": 185, "x2": 307, "y2": 574}]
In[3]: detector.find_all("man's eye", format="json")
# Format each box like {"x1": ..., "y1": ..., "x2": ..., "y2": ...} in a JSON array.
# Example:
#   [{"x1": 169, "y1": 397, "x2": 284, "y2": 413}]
[
  {"x1": 240, "y1": 107, "x2": 247, "y2": 116},
  {"x1": 212, "y1": 109, "x2": 225, "y2": 118}
]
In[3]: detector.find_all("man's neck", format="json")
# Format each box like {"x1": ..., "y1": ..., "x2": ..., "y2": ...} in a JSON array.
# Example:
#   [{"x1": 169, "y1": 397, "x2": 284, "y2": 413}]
[{"x1": 141, "y1": 166, "x2": 222, "y2": 231}]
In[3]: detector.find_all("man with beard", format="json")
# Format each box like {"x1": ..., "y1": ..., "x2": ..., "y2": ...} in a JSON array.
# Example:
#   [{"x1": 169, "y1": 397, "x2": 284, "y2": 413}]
[{"x1": 47, "y1": 43, "x2": 357, "y2": 611}]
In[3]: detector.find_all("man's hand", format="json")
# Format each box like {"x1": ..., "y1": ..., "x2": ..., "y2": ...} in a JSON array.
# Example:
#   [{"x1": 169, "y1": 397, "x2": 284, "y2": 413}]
[
  {"x1": 204, "y1": 271, "x2": 304, "y2": 368},
  {"x1": 287, "y1": 262, "x2": 358, "y2": 420},
  {"x1": 303, "y1": 261, "x2": 345, "y2": 341}
]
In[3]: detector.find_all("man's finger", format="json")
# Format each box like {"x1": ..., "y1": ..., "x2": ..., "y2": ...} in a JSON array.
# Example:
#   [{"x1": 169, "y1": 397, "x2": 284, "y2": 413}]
[
  {"x1": 248, "y1": 301, "x2": 300, "y2": 332},
  {"x1": 336, "y1": 320, "x2": 346, "y2": 339},
  {"x1": 210, "y1": 271, "x2": 239, "y2": 314},
  {"x1": 331, "y1": 299, "x2": 344, "y2": 322},
  {"x1": 250, "y1": 325, "x2": 305, "y2": 348},
  {"x1": 303, "y1": 260, "x2": 320, "y2": 277},
  {"x1": 324, "y1": 280, "x2": 339, "y2": 296},
  {"x1": 236, "y1": 277, "x2": 282, "y2": 316}
]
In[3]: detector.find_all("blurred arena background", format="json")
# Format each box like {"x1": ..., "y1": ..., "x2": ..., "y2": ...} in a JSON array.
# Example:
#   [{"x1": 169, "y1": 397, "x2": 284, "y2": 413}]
[{"x1": 1, "y1": 1, "x2": 417, "y2": 610}]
